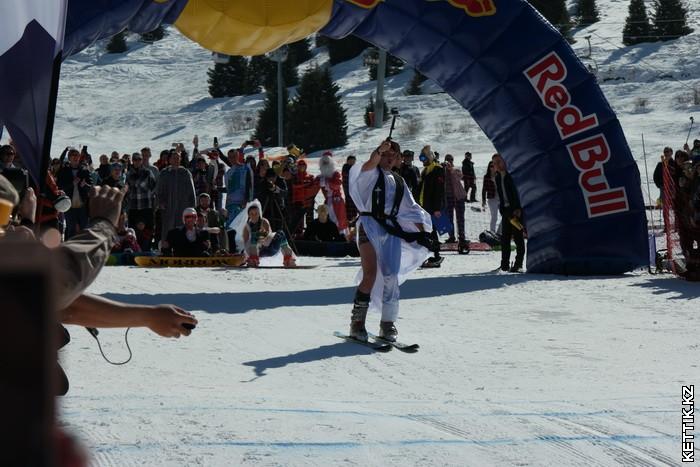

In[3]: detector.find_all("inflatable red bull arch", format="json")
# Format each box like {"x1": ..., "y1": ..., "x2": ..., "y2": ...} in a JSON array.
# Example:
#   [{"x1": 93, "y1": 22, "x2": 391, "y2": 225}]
[{"x1": 61, "y1": 0, "x2": 648, "y2": 275}]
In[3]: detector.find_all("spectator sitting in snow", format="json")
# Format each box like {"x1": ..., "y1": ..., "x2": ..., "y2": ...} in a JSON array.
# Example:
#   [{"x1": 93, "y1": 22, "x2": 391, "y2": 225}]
[
  {"x1": 112, "y1": 227, "x2": 141, "y2": 254},
  {"x1": 241, "y1": 203, "x2": 296, "y2": 268},
  {"x1": 304, "y1": 204, "x2": 344, "y2": 242},
  {"x1": 196, "y1": 193, "x2": 228, "y2": 252},
  {"x1": 162, "y1": 207, "x2": 211, "y2": 257}
]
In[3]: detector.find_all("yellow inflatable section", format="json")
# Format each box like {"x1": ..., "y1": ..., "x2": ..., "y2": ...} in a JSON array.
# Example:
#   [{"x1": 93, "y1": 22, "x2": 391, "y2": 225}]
[{"x1": 174, "y1": 0, "x2": 334, "y2": 56}]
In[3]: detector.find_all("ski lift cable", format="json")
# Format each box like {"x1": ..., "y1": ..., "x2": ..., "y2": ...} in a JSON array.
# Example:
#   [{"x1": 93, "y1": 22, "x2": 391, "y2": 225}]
[{"x1": 588, "y1": 30, "x2": 698, "y2": 93}]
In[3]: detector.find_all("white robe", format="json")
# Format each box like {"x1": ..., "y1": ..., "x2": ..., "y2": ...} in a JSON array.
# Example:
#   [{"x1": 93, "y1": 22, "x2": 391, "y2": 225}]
[{"x1": 349, "y1": 164, "x2": 432, "y2": 321}]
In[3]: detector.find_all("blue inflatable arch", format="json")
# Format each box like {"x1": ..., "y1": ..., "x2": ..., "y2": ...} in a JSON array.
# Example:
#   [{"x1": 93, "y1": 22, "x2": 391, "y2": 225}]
[
  {"x1": 61, "y1": 0, "x2": 648, "y2": 275},
  {"x1": 320, "y1": 0, "x2": 647, "y2": 275}
]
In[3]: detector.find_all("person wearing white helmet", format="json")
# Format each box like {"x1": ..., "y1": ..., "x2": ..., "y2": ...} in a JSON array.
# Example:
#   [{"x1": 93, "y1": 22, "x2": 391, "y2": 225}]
[{"x1": 161, "y1": 207, "x2": 211, "y2": 257}]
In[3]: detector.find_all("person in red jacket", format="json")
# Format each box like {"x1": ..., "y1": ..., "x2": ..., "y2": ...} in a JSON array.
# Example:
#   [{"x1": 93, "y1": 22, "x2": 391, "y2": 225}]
[{"x1": 289, "y1": 159, "x2": 319, "y2": 237}]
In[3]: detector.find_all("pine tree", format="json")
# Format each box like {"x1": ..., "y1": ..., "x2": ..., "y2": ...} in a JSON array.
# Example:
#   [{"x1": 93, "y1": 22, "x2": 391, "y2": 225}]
[
  {"x1": 106, "y1": 30, "x2": 127, "y2": 54},
  {"x1": 367, "y1": 49, "x2": 404, "y2": 81},
  {"x1": 288, "y1": 67, "x2": 348, "y2": 152},
  {"x1": 651, "y1": 0, "x2": 692, "y2": 41},
  {"x1": 364, "y1": 94, "x2": 389, "y2": 127},
  {"x1": 140, "y1": 25, "x2": 165, "y2": 43},
  {"x1": 576, "y1": 0, "x2": 600, "y2": 26},
  {"x1": 623, "y1": 0, "x2": 652, "y2": 45},
  {"x1": 406, "y1": 70, "x2": 427, "y2": 95},
  {"x1": 254, "y1": 85, "x2": 291, "y2": 147},
  {"x1": 528, "y1": 0, "x2": 575, "y2": 43},
  {"x1": 324, "y1": 35, "x2": 369, "y2": 65},
  {"x1": 287, "y1": 38, "x2": 313, "y2": 65},
  {"x1": 207, "y1": 56, "x2": 255, "y2": 98}
]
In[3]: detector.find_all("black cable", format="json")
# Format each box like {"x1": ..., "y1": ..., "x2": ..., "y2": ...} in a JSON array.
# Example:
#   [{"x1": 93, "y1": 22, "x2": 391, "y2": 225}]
[{"x1": 85, "y1": 327, "x2": 133, "y2": 365}]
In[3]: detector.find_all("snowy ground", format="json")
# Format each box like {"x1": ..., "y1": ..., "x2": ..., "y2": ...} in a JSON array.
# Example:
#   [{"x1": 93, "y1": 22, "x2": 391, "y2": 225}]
[
  {"x1": 60, "y1": 251, "x2": 698, "y2": 466},
  {"x1": 31, "y1": 1, "x2": 700, "y2": 464}
]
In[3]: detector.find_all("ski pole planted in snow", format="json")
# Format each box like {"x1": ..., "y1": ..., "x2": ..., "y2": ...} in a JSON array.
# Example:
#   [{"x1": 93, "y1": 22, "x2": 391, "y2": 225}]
[{"x1": 685, "y1": 116, "x2": 695, "y2": 146}]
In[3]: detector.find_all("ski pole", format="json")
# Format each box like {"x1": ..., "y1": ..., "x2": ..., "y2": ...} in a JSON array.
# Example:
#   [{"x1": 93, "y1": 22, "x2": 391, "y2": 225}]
[
  {"x1": 685, "y1": 116, "x2": 694, "y2": 146},
  {"x1": 641, "y1": 134, "x2": 657, "y2": 273}
]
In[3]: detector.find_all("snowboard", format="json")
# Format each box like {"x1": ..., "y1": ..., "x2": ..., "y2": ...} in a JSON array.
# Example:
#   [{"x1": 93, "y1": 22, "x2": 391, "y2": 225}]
[{"x1": 134, "y1": 255, "x2": 246, "y2": 268}]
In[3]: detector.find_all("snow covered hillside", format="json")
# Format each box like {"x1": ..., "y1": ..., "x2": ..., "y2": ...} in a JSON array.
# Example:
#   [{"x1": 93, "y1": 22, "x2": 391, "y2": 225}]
[{"x1": 46, "y1": 0, "x2": 700, "y2": 203}]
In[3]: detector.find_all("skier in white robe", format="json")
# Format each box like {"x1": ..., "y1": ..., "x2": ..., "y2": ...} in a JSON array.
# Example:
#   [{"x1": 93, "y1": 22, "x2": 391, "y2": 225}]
[{"x1": 347, "y1": 140, "x2": 433, "y2": 342}]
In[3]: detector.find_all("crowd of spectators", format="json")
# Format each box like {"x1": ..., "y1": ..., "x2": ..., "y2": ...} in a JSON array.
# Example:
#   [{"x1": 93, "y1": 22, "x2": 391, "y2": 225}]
[
  {"x1": 0, "y1": 137, "x2": 507, "y2": 265},
  {"x1": 653, "y1": 139, "x2": 700, "y2": 277}
]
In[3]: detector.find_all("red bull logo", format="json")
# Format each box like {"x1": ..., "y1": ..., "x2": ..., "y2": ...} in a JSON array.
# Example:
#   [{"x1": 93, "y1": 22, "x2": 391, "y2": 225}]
[
  {"x1": 447, "y1": 0, "x2": 496, "y2": 17},
  {"x1": 345, "y1": 0, "x2": 496, "y2": 17},
  {"x1": 345, "y1": 0, "x2": 382, "y2": 8},
  {"x1": 525, "y1": 52, "x2": 629, "y2": 218}
]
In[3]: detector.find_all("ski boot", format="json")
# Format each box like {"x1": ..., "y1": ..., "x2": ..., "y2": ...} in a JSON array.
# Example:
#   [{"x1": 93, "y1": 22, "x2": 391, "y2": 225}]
[
  {"x1": 349, "y1": 290, "x2": 370, "y2": 341},
  {"x1": 379, "y1": 321, "x2": 398, "y2": 342},
  {"x1": 247, "y1": 255, "x2": 260, "y2": 268},
  {"x1": 509, "y1": 260, "x2": 523, "y2": 273},
  {"x1": 283, "y1": 254, "x2": 297, "y2": 268},
  {"x1": 457, "y1": 239, "x2": 470, "y2": 255}
]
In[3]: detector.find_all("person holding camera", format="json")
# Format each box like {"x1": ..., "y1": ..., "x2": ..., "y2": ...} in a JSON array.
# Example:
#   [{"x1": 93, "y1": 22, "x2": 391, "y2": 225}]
[
  {"x1": 492, "y1": 153, "x2": 525, "y2": 272},
  {"x1": 258, "y1": 167, "x2": 288, "y2": 232},
  {"x1": 56, "y1": 148, "x2": 93, "y2": 239}
]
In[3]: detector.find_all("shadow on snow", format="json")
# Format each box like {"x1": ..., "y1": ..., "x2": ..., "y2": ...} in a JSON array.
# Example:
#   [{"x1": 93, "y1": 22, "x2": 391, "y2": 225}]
[{"x1": 100, "y1": 272, "x2": 614, "y2": 315}]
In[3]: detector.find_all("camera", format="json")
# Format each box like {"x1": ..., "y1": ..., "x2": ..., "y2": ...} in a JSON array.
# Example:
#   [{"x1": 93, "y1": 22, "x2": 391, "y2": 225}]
[{"x1": 390, "y1": 107, "x2": 399, "y2": 116}]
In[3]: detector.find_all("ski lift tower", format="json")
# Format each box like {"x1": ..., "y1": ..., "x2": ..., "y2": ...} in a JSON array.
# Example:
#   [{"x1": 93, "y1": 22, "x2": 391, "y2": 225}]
[
  {"x1": 363, "y1": 47, "x2": 387, "y2": 129},
  {"x1": 268, "y1": 45, "x2": 289, "y2": 147}
]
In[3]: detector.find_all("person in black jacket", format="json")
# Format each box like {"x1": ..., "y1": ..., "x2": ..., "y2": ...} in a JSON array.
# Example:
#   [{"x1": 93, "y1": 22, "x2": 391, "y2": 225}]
[
  {"x1": 653, "y1": 147, "x2": 674, "y2": 204},
  {"x1": 462, "y1": 151, "x2": 477, "y2": 202},
  {"x1": 304, "y1": 204, "x2": 344, "y2": 242},
  {"x1": 399, "y1": 150, "x2": 421, "y2": 196},
  {"x1": 56, "y1": 148, "x2": 93, "y2": 239},
  {"x1": 493, "y1": 153, "x2": 525, "y2": 272},
  {"x1": 257, "y1": 167, "x2": 288, "y2": 232},
  {"x1": 162, "y1": 208, "x2": 211, "y2": 257},
  {"x1": 417, "y1": 145, "x2": 445, "y2": 266}
]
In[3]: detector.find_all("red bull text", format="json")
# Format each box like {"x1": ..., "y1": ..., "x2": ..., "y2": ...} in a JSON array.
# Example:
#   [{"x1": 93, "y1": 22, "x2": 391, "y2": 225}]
[
  {"x1": 525, "y1": 52, "x2": 629, "y2": 218},
  {"x1": 346, "y1": 0, "x2": 496, "y2": 17}
]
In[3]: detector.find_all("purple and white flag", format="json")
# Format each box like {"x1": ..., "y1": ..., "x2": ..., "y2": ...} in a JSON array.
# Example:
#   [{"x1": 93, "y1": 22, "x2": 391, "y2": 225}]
[{"x1": 0, "y1": 1, "x2": 68, "y2": 185}]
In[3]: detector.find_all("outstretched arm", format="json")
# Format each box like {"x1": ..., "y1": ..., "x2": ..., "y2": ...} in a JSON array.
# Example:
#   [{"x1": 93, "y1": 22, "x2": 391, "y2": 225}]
[{"x1": 61, "y1": 294, "x2": 197, "y2": 338}]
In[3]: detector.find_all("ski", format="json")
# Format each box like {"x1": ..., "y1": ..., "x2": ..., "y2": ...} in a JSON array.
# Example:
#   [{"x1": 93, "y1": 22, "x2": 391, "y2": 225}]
[
  {"x1": 333, "y1": 331, "x2": 392, "y2": 352},
  {"x1": 367, "y1": 332, "x2": 419, "y2": 353}
]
